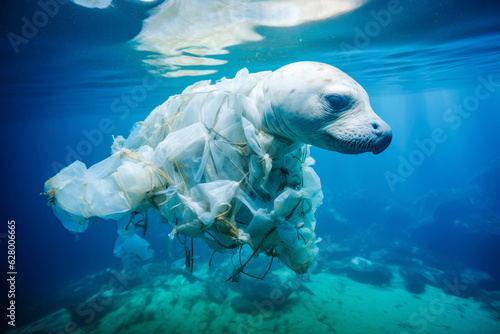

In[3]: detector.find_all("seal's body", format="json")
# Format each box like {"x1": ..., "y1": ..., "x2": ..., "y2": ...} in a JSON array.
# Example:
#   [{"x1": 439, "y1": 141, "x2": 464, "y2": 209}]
[{"x1": 44, "y1": 62, "x2": 392, "y2": 275}]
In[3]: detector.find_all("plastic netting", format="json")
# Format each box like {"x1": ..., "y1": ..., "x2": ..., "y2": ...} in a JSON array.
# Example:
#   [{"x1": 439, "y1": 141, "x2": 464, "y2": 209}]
[{"x1": 44, "y1": 68, "x2": 323, "y2": 275}]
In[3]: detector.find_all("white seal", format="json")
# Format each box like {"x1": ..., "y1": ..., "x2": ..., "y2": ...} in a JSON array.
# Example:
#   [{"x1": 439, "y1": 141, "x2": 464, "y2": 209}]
[{"x1": 44, "y1": 61, "x2": 392, "y2": 276}]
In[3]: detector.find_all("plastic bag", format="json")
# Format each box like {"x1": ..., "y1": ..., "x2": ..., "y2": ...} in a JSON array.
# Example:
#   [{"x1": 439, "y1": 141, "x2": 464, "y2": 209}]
[{"x1": 44, "y1": 68, "x2": 323, "y2": 274}]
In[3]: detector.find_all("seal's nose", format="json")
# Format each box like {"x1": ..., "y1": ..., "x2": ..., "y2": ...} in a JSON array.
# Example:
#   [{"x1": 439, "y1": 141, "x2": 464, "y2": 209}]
[
  {"x1": 371, "y1": 121, "x2": 386, "y2": 136},
  {"x1": 371, "y1": 120, "x2": 392, "y2": 155}
]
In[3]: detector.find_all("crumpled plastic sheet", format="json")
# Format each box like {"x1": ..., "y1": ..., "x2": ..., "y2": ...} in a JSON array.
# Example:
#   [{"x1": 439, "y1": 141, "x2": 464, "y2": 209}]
[
  {"x1": 114, "y1": 234, "x2": 154, "y2": 270},
  {"x1": 44, "y1": 68, "x2": 323, "y2": 274}
]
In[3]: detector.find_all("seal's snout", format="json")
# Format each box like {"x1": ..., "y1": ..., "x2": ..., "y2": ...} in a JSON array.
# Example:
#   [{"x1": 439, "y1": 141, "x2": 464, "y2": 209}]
[
  {"x1": 372, "y1": 123, "x2": 392, "y2": 155},
  {"x1": 371, "y1": 120, "x2": 390, "y2": 137}
]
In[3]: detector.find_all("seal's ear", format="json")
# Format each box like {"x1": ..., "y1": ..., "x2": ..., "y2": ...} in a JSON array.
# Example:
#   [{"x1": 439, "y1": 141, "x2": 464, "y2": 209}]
[{"x1": 324, "y1": 94, "x2": 353, "y2": 112}]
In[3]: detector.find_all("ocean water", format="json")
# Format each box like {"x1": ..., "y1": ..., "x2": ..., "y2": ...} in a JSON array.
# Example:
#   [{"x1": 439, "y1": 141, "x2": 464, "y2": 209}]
[{"x1": 2, "y1": 0, "x2": 500, "y2": 333}]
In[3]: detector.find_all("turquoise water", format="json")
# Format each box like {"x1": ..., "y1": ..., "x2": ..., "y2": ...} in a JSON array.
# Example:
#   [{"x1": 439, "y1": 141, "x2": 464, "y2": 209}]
[{"x1": 2, "y1": 0, "x2": 500, "y2": 333}]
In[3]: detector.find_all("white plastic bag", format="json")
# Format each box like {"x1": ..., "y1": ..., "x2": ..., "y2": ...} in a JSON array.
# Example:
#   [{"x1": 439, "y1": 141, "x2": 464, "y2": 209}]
[{"x1": 45, "y1": 68, "x2": 323, "y2": 274}]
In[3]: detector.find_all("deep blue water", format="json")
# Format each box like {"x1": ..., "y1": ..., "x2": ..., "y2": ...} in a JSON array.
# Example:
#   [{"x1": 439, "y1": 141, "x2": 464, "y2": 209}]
[{"x1": 1, "y1": 0, "x2": 500, "y2": 329}]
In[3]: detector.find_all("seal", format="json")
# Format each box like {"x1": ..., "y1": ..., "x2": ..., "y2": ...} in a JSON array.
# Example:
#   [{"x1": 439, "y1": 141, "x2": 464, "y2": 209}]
[
  {"x1": 250, "y1": 61, "x2": 392, "y2": 154},
  {"x1": 44, "y1": 61, "x2": 392, "y2": 276}
]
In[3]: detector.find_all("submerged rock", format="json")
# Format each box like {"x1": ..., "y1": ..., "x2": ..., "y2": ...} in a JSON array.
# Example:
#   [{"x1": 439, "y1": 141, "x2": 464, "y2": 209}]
[
  {"x1": 399, "y1": 267, "x2": 427, "y2": 294},
  {"x1": 205, "y1": 282, "x2": 228, "y2": 305},
  {"x1": 344, "y1": 257, "x2": 392, "y2": 286}
]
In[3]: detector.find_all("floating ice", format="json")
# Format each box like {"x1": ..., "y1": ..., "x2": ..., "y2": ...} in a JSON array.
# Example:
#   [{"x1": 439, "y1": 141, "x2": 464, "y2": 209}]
[
  {"x1": 133, "y1": 0, "x2": 367, "y2": 77},
  {"x1": 71, "y1": 0, "x2": 113, "y2": 9}
]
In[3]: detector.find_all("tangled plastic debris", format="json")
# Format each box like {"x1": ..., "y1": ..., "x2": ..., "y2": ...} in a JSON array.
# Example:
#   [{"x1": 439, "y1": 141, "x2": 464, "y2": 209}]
[{"x1": 44, "y1": 68, "x2": 323, "y2": 275}]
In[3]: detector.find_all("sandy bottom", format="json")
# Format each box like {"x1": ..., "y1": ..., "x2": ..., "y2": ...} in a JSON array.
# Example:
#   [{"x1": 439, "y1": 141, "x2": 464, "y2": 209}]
[{"x1": 10, "y1": 271, "x2": 500, "y2": 334}]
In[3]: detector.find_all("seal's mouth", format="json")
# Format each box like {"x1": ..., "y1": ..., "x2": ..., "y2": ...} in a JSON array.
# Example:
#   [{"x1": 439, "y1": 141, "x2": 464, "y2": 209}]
[
  {"x1": 327, "y1": 131, "x2": 392, "y2": 155},
  {"x1": 372, "y1": 132, "x2": 392, "y2": 155},
  {"x1": 328, "y1": 135, "x2": 374, "y2": 154}
]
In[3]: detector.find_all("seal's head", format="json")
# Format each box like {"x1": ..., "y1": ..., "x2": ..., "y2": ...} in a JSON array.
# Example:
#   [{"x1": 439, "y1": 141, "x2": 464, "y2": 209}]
[{"x1": 252, "y1": 61, "x2": 392, "y2": 154}]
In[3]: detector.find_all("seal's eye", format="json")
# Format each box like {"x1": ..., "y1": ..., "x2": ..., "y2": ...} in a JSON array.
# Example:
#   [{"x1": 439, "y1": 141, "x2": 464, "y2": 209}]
[{"x1": 325, "y1": 94, "x2": 352, "y2": 112}]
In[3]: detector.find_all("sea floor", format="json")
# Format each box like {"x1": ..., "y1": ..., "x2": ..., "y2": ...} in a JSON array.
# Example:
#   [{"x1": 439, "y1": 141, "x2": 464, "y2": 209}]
[{"x1": 10, "y1": 270, "x2": 500, "y2": 334}]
